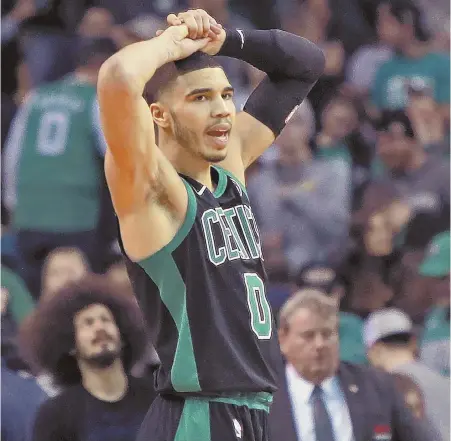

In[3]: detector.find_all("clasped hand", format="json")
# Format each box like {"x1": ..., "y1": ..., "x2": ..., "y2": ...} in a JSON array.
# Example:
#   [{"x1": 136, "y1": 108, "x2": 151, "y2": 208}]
[{"x1": 157, "y1": 9, "x2": 227, "y2": 60}]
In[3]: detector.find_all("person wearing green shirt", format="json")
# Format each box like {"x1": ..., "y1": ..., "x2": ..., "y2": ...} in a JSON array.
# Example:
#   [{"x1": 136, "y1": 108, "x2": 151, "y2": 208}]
[
  {"x1": 418, "y1": 232, "x2": 450, "y2": 376},
  {"x1": 371, "y1": 1, "x2": 450, "y2": 119},
  {"x1": 3, "y1": 38, "x2": 116, "y2": 297}
]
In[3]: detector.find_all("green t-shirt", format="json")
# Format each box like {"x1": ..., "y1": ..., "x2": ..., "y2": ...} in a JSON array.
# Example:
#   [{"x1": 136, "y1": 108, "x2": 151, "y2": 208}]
[
  {"x1": 5, "y1": 75, "x2": 107, "y2": 232},
  {"x1": 371, "y1": 52, "x2": 450, "y2": 110},
  {"x1": 422, "y1": 306, "x2": 450, "y2": 344},
  {"x1": 339, "y1": 312, "x2": 367, "y2": 364},
  {"x1": 1, "y1": 265, "x2": 35, "y2": 324},
  {"x1": 316, "y1": 142, "x2": 352, "y2": 164}
]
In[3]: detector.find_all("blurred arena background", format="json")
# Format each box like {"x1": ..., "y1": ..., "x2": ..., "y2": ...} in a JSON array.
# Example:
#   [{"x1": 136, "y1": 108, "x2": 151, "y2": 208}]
[{"x1": 1, "y1": 0, "x2": 450, "y2": 440}]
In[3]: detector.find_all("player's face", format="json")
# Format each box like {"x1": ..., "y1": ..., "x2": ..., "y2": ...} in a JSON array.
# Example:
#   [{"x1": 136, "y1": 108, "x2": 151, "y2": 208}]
[
  {"x1": 168, "y1": 68, "x2": 236, "y2": 163},
  {"x1": 43, "y1": 253, "x2": 88, "y2": 300},
  {"x1": 279, "y1": 308, "x2": 339, "y2": 384},
  {"x1": 73, "y1": 303, "x2": 122, "y2": 368}
]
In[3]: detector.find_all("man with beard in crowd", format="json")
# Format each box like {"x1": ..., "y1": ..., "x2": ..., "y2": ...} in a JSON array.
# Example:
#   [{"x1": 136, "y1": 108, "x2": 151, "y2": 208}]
[{"x1": 19, "y1": 276, "x2": 155, "y2": 441}]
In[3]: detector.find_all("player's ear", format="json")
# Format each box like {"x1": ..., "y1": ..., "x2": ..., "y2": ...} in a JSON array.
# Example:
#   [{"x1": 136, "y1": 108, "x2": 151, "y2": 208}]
[{"x1": 150, "y1": 102, "x2": 171, "y2": 129}]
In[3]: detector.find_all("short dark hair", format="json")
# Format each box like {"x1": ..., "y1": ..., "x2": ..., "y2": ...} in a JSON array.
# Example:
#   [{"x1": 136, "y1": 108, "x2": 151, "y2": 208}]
[
  {"x1": 18, "y1": 275, "x2": 148, "y2": 387},
  {"x1": 143, "y1": 52, "x2": 224, "y2": 104},
  {"x1": 387, "y1": 0, "x2": 429, "y2": 41},
  {"x1": 379, "y1": 332, "x2": 413, "y2": 346},
  {"x1": 376, "y1": 109, "x2": 415, "y2": 138}
]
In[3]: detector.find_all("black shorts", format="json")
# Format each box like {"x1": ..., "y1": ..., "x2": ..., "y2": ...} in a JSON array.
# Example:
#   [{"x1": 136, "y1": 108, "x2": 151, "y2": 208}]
[{"x1": 136, "y1": 392, "x2": 272, "y2": 441}]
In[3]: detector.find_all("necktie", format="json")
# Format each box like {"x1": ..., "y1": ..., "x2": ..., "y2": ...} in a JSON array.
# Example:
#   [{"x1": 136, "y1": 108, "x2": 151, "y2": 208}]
[{"x1": 311, "y1": 385, "x2": 335, "y2": 441}]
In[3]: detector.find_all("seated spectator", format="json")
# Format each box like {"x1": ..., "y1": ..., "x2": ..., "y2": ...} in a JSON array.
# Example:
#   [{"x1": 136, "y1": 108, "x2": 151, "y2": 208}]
[
  {"x1": 371, "y1": 0, "x2": 449, "y2": 120},
  {"x1": 248, "y1": 106, "x2": 351, "y2": 277},
  {"x1": 315, "y1": 94, "x2": 373, "y2": 209},
  {"x1": 344, "y1": 3, "x2": 395, "y2": 98},
  {"x1": 374, "y1": 109, "x2": 450, "y2": 250},
  {"x1": 1, "y1": 264, "x2": 35, "y2": 325},
  {"x1": 269, "y1": 289, "x2": 434, "y2": 441},
  {"x1": 41, "y1": 247, "x2": 89, "y2": 300},
  {"x1": 1, "y1": 265, "x2": 35, "y2": 369},
  {"x1": 1, "y1": 365, "x2": 48, "y2": 441},
  {"x1": 19, "y1": 276, "x2": 155, "y2": 441},
  {"x1": 418, "y1": 232, "x2": 450, "y2": 375},
  {"x1": 406, "y1": 83, "x2": 449, "y2": 157},
  {"x1": 315, "y1": 96, "x2": 358, "y2": 164},
  {"x1": 364, "y1": 308, "x2": 450, "y2": 441},
  {"x1": 3, "y1": 38, "x2": 117, "y2": 297}
]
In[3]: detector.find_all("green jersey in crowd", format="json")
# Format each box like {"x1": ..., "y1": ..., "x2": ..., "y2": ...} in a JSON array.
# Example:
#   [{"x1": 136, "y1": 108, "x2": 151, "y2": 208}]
[
  {"x1": 371, "y1": 52, "x2": 450, "y2": 110},
  {"x1": 4, "y1": 74, "x2": 107, "y2": 232}
]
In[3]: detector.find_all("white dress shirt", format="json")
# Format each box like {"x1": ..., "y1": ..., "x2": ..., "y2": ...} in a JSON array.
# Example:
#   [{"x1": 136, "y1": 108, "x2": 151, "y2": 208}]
[{"x1": 285, "y1": 364, "x2": 355, "y2": 441}]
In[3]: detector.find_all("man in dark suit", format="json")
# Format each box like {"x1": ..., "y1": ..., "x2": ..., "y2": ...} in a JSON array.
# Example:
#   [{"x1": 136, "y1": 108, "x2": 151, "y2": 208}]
[{"x1": 269, "y1": 288, "x2": 438, "y2": 441}]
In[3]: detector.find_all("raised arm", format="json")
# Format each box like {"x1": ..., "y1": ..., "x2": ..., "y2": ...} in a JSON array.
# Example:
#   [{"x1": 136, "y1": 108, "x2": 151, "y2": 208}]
[
  {"x1": 97, "y1": 25, "x2": 211, "y2": 217},
  {"x1": 164, "y1": 11, "x2": 325, "y2": 174},
  {"x1": 218, "y1": 29, "x2": 325, "y2": 168}
]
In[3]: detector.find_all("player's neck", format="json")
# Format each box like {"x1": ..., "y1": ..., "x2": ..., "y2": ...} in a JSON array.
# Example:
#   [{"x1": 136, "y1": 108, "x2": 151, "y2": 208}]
[
  {"x1": 160, "y1": 137, "x2": 214, "y2": 190},
  {"x1": 80, "y1": 358, "x2": 128, "y2": 402}
]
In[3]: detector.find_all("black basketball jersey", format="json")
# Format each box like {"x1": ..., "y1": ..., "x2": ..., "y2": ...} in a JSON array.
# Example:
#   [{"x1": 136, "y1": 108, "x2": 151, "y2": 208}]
[{"x1": 120, "y1": 166, "x2": 280, "y2": 396}]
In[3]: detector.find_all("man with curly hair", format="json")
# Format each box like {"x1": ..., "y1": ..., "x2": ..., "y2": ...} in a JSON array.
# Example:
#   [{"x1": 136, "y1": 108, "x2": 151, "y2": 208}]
[{"x1": 19, "y1": 276, "x2": 156, "y2": 441}]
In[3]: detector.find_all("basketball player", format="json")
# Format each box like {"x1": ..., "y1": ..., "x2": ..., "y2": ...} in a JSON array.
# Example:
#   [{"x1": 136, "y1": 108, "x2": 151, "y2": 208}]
[{"x1": 98, "y1": 9, "x2": 324, "y2": 441}]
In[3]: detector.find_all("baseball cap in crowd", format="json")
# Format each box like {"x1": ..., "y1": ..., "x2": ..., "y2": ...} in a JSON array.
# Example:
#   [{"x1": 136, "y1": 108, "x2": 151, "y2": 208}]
[
  {"x1": 375, "y1": 109, "x2": 415, "y2": 138},
  {"x1": 419, "y1": 231, "x2": 450, "y2": 277},
  {"x1": 363, "y1": 308, "x2": 413, "y2": 349}
]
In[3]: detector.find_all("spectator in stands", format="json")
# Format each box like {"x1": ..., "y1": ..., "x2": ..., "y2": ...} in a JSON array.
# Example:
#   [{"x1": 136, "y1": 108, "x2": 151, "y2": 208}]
[
  {"x1": 269, "y1": 289, "x2": 435, "y2": 441},
  {"x1": 406, "y1": 83, "x2": 449, "y2": 157},
  {"x1": 41, "y1": 247, "x2": 89, "y2": 301},
  {"x1": 315, "y1": 95, "x2": 373, "y2": 209},
  {"x1": 3, "y1": 37, "x2": 117, "y2": 297},
  {"x1": 1, "y1": 265, "x2": 35, "y2": 370},
  {"x1": 344, "y1": 2, "x2": 395, "y2": 99},
  {"x1": 19, "y1": 276, "x2": 154, "y2": 441},
  {"x1": 375, "y1": 109, "x2": 450, "y2": 249},
  {"x1": 248, "y1": 105, "x2": 351, "y2": 277},
  {"x1": 371, "y1": 0, "x2": 449, "y2": 118},
  {"x1": 418, "y1": 232, "x2": 450, "y2": 376},
  {"x1": 1, "y1": 264, "x2": 35, "y2": 325},
  {"x1": 1, "y1": 365, "x2": 48, "y2": 441},
  {"x1": 294, "y1": 268, "x2": 367, "y2": 364},
  {"x1": 364, "y1": 307, "x2": 450, "y2": 441},
  {"x1": 315, "y1": 95, "x2": 358, "y2": 164}
]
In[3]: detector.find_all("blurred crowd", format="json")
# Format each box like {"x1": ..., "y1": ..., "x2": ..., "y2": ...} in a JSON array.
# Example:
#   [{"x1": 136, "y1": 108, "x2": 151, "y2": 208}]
[{"x1": 1, "y1": 0, "x2": 450, "y2": 440}]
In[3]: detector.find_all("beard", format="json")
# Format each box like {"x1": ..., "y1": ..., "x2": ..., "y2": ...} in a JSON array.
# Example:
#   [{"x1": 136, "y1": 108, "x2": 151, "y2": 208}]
[
  {"x1": 79, "y1": 346, "x2": 121, "y2": 369},
  {"x1": 172, "y1": 112, "x2": 226, "y2": 163}
]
